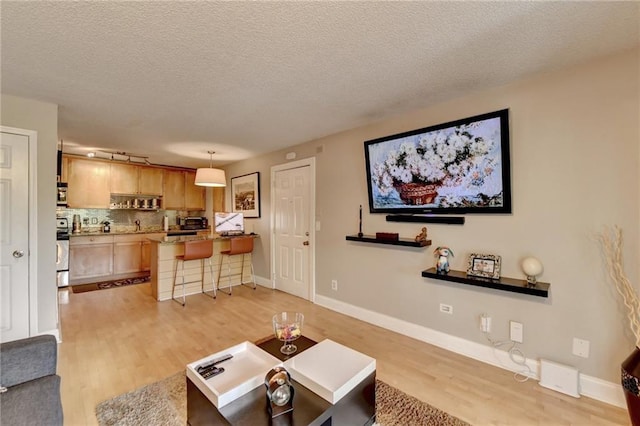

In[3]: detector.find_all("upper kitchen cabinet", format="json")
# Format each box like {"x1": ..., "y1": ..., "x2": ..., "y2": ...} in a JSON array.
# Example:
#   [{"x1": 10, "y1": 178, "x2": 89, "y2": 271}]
[
  {"x1": 163, "y1": 169, "x2": 205, "y2": 210},
  {"x1": 139, "y1": 167, "x2": 164, "y2": 195},
  {"x1": 67, "y1": 158, "x2": 111, "y2": 208},
  {"x1": 185, "y1": 170, "x2": 205, "y2": 210},
  {"x1": 212, "y1": 187, "x2": 225, "y2": 213},
  {"x1": 163, "y1": 169, "x2": 185, "y2": 210},
  {"x1": 110, "y1": 163, "x2": 163, "y2": 195}
]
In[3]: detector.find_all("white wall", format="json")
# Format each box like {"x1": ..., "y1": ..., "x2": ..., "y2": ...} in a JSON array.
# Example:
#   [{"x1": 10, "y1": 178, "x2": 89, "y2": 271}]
[
  {"x1": 226, "y1": 48, "x2": 639, "y2": 383},
  {"x1": 1, "y1": 94, "x2": 59, "y2": 335}
]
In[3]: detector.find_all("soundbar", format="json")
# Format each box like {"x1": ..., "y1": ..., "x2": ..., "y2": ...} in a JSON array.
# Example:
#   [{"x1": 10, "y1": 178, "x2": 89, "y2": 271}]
[{"x1": 385, "y1": 215, "x2": 465, "y2": 225}]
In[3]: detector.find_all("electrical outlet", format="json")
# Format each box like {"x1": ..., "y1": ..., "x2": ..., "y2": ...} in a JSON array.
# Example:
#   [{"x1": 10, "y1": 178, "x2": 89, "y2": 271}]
[
  {"x1": 480, "y1": 314, "x2": 492, "y2": 332},
  {"x1": 439, "y1": 303, "x2": 453, "y2": 314},
  {"x1": 572, "y1": 338, "x2": 590, "y2": 358},
  {"x1": 331, "y1": 280, "x2": 338, "y2": 291},
  {"x1": 510, "y1": 321, "x2": 524, "y2": 343}
]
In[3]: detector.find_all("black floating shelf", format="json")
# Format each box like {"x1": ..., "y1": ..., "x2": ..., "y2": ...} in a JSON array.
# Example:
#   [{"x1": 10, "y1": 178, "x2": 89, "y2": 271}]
[
  {"x1": 346, "y1": 234, "x2": 431, "y2": 248},
  {"x1": 421, "y1": 267, "x2": 550, "y2": 298},
  {"x1": 386, "y1": 215, "x2": 465, "y2": 225}
]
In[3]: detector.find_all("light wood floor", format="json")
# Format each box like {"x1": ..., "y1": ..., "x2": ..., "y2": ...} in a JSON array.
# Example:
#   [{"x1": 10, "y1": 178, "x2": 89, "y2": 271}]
[{"x1": 57, "y1": 283, "x2": 628, "y2": 426}]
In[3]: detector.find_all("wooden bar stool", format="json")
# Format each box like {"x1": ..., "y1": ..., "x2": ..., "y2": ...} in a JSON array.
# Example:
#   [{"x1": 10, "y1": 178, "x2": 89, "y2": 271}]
[
  {"x1": 172, "y1": 239, "x2": 216, "y2": 306},
  {"x1": 217, "y1": 236, "x2": 256, "y2": 295}
]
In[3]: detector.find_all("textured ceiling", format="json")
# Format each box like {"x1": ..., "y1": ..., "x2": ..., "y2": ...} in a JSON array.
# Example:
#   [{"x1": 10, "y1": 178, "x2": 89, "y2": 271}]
[{"x1": 1, "y1": 1, "x2": 638, "y2": 168}]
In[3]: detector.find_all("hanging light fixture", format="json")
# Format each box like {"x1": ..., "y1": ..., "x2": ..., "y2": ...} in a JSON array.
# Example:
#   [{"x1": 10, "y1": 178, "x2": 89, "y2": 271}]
[{"x1": 195, "y1": 150, "x2": 226, "y2": 187}]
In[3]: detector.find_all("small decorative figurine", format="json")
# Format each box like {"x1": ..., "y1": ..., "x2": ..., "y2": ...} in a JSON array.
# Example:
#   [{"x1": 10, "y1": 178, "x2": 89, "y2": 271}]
[
  {"x1": 434, "y1": 246, "x2": 454, "y2": 274},
  {"x1": 415, "y1": 227, "x2": 428, "y2": 242}
]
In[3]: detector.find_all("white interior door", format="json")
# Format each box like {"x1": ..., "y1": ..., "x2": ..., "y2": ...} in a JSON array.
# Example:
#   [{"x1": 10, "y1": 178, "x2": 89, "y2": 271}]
[
  {"x1": 0, "y1": 130, "x2": 32, "y2": 342},
  {"x1": 272, "y1": 160, "x2": 314, "y2": 300}
]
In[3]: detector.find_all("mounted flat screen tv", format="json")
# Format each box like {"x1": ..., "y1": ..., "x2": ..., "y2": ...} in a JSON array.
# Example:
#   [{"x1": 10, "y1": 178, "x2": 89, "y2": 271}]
[{"x1": 364, "y1": 109, "x2": 511, "y2": 215}]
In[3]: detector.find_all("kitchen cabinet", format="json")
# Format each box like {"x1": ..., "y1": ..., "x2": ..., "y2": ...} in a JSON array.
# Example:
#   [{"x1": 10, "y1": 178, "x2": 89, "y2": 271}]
[
  {"x1": 163, "y1": 169, "x2": 185, "y2": 209},
  {"x1": 185, "y1": 170, "x2": 206, "y2": 210},
  {"x1": 60, "y1": 156, "x2": 69, "y2": 183},
  {"x1": 114, "y1": 235, "x2": 142, "y2": 274},
  {"x1": 70, "y1": 233, "x2": 166, "y2": 283},
  {"x1": 164, "y1": 170, "x2": 205, "y2": 210},
  {"x1": 69, "y1": 235, "x2": 114, "y2": 281},
  {"x1": 212, "y1": 187, "x2": 225, "y2": 213},
  {"x1": 67, "y1": 158, "x2": 111, "y2": 208},
  {"x1": 138, "y1": 167, "x2": 164, "y2": 195},
  {"x1": 111, "y1": 164, "x2": 164, "y2": 195}
]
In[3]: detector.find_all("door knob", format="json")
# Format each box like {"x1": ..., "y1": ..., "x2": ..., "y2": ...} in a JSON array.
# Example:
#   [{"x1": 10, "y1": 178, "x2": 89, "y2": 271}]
[
  {"x1": 13, "y1": 250, "x2": 24, "y2": 258},
  {"x1": 303, "y1": 241, "x2": 309, "y2": 246}
]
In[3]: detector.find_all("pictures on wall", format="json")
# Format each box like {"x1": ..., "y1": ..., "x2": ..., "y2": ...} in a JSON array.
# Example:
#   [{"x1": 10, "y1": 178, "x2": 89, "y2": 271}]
[
  {"x1": 231, "y1": 172, "x2": 261, "y2": 218},
  {"x1": 466, "y1": 253, "x2": 501, "y2": 280}
]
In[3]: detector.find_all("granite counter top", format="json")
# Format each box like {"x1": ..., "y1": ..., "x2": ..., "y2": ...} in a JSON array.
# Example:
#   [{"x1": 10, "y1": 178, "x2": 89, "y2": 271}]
[
  {"x1": 147, "y1": 235, "x2": 214, "y2": 244},
  {"x1": 69, "y1": 227, "x2": 210, "y2": 237},
  {"x1": 148, "y1": 234, "x2": 258, "y2": 244}
]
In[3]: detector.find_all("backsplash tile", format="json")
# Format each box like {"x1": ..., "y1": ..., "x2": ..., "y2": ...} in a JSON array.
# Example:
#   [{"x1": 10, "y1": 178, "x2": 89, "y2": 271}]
[{"x1": 56, "y1": 208, "x2": 205, "y2": 233}]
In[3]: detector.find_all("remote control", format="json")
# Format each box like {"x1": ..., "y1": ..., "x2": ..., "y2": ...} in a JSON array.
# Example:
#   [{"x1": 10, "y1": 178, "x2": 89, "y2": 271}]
[{"x1": 197, "y1": 354, "x2": 233, "y2": 373}]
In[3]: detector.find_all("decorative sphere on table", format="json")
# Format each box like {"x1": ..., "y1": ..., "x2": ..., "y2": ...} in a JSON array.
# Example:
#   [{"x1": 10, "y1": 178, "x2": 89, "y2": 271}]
[
  {"x1": 273, "y1": 312, "x2": 304, "y2": 355},
  {"x1": 521, "y1": 257, "x2": 543, "y2": 284}
]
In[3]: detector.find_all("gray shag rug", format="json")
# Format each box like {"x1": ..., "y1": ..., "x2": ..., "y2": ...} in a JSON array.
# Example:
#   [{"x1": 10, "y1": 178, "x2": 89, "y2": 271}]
[{"x1": 96, "y1": 372, "x2": 469, "y2": 426}]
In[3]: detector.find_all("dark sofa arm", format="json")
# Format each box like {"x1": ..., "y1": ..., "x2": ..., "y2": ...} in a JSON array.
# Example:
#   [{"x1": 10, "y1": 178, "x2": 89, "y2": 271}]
[{"x1": 0, "y1": 335, "x2": 58, "y2": 388}]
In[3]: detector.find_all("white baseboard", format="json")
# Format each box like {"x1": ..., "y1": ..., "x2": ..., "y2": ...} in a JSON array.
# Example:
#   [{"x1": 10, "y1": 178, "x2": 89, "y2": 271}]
[
  {"x1": 254, "y1": 275, "x2": 272, "y2": 288},
  {"x1": 314, "y1": 294, "x2": 625, "y2": 408}
]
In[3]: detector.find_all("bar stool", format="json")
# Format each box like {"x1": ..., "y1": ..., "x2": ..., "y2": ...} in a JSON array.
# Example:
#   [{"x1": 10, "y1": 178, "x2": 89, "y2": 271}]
[
  {"x1": 217, "y1": 236, "x2": 256, "y2": 295},
  {"x1": 172, "y1": 239, "x2": 216, "y2": 306}
]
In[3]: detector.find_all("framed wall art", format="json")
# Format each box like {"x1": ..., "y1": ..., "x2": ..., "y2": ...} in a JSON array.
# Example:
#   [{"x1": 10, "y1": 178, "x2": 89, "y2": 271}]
[
  {"x1": 466, "y1": 253, "x2": 501, "y2": 280},
  {"x1": 231, "y1": 172, "x2": 261, "y2": 218}
]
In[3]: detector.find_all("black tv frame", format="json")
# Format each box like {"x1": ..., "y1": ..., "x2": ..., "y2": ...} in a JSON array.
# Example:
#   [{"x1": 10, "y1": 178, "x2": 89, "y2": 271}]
[{"x1": 364, "y1": 109, "x2": 512, "y2": 215}]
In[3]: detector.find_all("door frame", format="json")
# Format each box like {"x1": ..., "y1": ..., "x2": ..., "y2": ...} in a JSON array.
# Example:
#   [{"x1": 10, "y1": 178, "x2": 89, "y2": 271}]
[
  {"x1": 1, "y1": 126, "x2": 39, "y2": 337},
  {"x1": 270, "y1": 157, "x2": 316, "y2": 302}
]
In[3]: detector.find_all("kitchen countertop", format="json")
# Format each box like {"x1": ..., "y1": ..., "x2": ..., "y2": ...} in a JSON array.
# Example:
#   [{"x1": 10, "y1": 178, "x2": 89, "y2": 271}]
[
  {"x1": 69, "y1": 228, "x2": 210, "y2": 237},
  {"x1": 147, "y1": 235, "x2": 214, "y2": 244},
  {"x1": 148, "y1": 234, "x2": 259, "y2": 244}
]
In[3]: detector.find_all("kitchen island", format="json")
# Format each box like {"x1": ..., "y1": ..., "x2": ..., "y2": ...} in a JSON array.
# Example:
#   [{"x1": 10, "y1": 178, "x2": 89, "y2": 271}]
[{"x1": 147, "y1": 235, "x2": 258, "y2": 301}]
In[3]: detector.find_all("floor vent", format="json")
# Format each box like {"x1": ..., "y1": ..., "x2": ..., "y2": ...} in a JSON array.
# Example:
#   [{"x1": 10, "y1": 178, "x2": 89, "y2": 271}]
[{"x1": 539, "y1": 359, "x2": 580, "y2": 398}]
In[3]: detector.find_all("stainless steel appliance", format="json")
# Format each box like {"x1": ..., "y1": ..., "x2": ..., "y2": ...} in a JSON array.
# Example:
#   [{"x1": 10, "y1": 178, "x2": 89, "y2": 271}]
[
  {"x1": 180, "y1": 216, "x2": 208, "y2": 230},
  {"x1": 56, "y1": 218, "x2": 70, "y2": 287},
  {"x1": 57, "y1": 183, "x2": 68, "y2": 207}
]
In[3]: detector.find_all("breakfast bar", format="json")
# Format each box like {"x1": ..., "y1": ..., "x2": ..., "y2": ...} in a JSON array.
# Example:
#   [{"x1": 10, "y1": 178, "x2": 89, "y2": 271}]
[{"x1": 147, "y1": 234, "x2": 258, "y2": 301}]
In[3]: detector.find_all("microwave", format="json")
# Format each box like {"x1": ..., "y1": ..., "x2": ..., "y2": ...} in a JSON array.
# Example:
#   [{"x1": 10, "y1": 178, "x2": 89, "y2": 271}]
[
  {"x1": 57, "y1": 183, "x2": 68, "y2": 207},
  {"x1": 180, "y1": 217, "x2": 208, "y2": 230}
]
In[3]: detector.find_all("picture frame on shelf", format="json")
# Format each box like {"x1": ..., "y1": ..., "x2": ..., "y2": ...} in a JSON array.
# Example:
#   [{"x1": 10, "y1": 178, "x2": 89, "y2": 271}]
[
  {"x1": 231, "y1": 172, "x2": 261, "y2": 218},
  {"x1": 466, "y1": 253, "x2": 501, "y2": 280}
]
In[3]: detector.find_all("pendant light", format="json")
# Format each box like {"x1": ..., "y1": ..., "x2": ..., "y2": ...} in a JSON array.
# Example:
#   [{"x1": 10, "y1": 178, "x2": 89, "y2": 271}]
[{"x1": 195, "y1": 150, "x2": 226, "y2": 187}]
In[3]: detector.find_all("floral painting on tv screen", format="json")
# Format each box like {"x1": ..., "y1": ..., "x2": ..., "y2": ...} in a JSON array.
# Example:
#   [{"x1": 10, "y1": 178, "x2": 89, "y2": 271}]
[{"x1": 365, "y1": 109, "x2": 511, "y2": 214}]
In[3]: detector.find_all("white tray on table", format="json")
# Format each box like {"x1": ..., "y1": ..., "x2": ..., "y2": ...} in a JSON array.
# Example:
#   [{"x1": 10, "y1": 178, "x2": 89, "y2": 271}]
[
  {"x1": 283, "y1": 339, "x2": 376, "y2": 404},
  {"x1": 186, "y1": 341, "x2": 281, "y2": 408}
]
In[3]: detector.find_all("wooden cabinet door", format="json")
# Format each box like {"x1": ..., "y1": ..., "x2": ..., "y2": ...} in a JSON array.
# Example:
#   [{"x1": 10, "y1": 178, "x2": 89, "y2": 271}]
[
  {"x1": 139, "y1": 167, "x2": 164, "y2": 195},
  {"x1": 110, "y1": 163, "x2": 139, "y2": 194},
  {"x1": 212, "y1": 187, "x2": 225, "y2": 213},
  {"x1": 67, "y1": 158, "x2": 111, "y2": 208},
  {"x1": 164, "y1": 169, "x2": 185, "y2": 209},
  {"x1": 69, "y1": 242, "x2": 114, "y2": 280},
  {"x1": 114, "y1": 241, "x2": 142, "y2": 274},
  {"x1": 185, "y1": 170, "x2": 205, "y2": 210},
  {"x1": 60, "y1": 155, "x2": 70, "y2": 183},
  {"x1": 141, "y1": 241, "x2": 151, "y2": 271}
]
